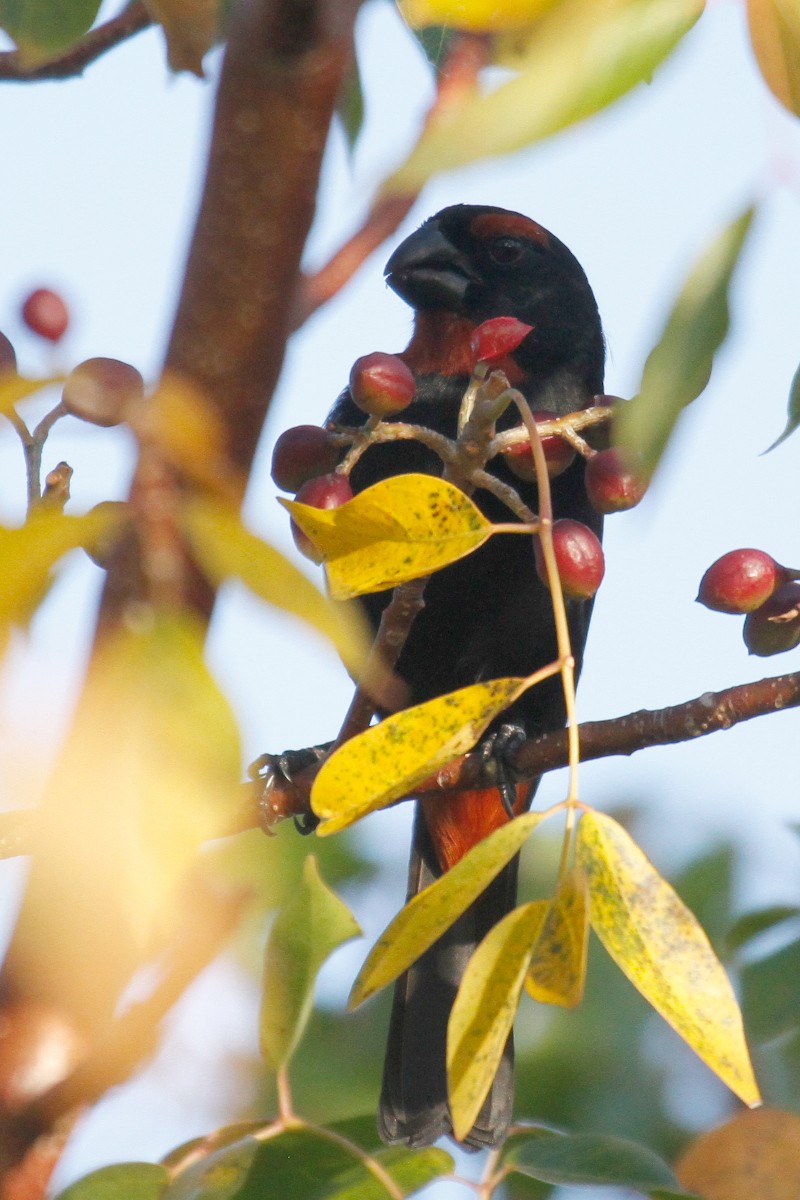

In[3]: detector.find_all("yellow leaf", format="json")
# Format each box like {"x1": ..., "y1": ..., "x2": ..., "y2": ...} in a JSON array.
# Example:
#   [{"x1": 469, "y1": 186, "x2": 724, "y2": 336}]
[
  {"x1": 0, "y1": 373, "x2": 64, "y2": 414},
  {"x1": 280, "y1": 474, "x2": 492, "y2": 600},
  {"x1": 0, "y1": 507, "x2": 117, "y2": 652},
  {"x1": 388, "y1": 0, "x2": 703, "y2": 191},
  {"x1": 747, "y1": 0, "x2": 800, "y2": 116},
  {"x1": 577, "y1": 811, "x2": 760, "y2": 1106},
  {"x1": 349, "y1": 812, "x2": 542, "y2": 1008},
  {"x1": 144, "y1": 0, "x2": 219, "y2": 75},
  {"x1": 182, "y1": 498, "x2": 370, "y2": 680},
  {"x1": 312, "y1": 677, "x2": 530, "y2": 834},
  {"x1": 526, "y1": 864, "x2": 589, "y2": 1008},
  {"x1": 399, "y1": 0, "x2": 559, "y2": 30},
  {"x1": 448, "y1": 900, "x2": 548, "y2": 1141}
]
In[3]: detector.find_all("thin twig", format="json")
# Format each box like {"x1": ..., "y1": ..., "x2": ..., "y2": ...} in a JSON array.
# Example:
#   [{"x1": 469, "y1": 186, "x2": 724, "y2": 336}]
[{"x1": 0, "y1": 2, "x2": 152, "y2": 82}]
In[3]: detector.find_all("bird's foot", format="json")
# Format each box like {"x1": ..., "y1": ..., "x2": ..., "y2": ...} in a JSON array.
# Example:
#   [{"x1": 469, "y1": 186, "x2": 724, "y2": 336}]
[
  {"x1": 480, "y1": 723, "x2": 527, "y2": 818},
  {"x1": 248, "y1": 743, "x2": 331, "y2": 834}
]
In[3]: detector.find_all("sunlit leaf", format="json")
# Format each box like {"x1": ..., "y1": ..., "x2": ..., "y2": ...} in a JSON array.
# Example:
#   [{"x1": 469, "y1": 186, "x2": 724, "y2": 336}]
[
  {"x1": 764, "y1": 360, "x2": 800, "y2": 452},
  {"x1": 577, "y1": 810, "x2": 760, "y2": 1105},
  {"x1": 0, "y1": 0, "x2": 100, "y2": 61},
  {"x1": 388, "y1": 0, "x2": 703, "y2": 191},
  {"x1": 526, "y1": 864, "x2": 589, "y2": 1008},
  {"x1": 280, "y1": 474, "x2": 492, "y2": 600},
  {"x1": 182, "y1": 498, "x2": 370, "y2": 680},
  {"x1": 164, "y1": 1128, "x2": 453, "y2": 1200},
  {"x1": 131, "y1": 374, "x2": 237, "y2": 497},
  {"x1": 399, "y1": 0, "x2": 559, "y2": 30},
  {"x1": 448, "y1": 900, "x2": 548, "y2": 1140},
  {"x1": 747, "y1": 0, "x2": 800, "y2": 115},
  {"x1": 505, "y1": 1130, "x2": 694, "y2": 1195},
  {"x1": 14, "y1": 614, "x2": 241, "y2": 1025},
  {"x1": 0, "y1": 507, "x2": 117, "y2": 653},
  {"x1": 350, "y1": 812, "x2": 542, "y2": 1007},
  {"x1": 677, "y1": 1106, "x2": 800, "y2": 1200},
  {"x1": 0, "y1": 372, "x2": 64, "y2": 413},
  {"x1": 313, "y1": 677, "x2": 530, "y2": 834},
  {"x1": 260, "y1": 856, "x2": 361, "y2": 1070},
  {"x1": 144, "y1": 0, "x2": 219, "y2": 75},
  {"x1": 615, "y1": 206, "x2": 755, "y2": 478},
  {"x1": 54, "y1": 1163, "x2": 168, "y2": 1200}
]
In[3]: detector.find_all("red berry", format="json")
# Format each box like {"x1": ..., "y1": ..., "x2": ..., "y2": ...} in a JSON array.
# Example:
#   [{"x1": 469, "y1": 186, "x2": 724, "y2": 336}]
[
  {"x1": 62, "y1": 357, "x2": 143, "y2": 427},
  {"x1": 743, "y1": 582, "x2": 800, "y2": 657},
  {"x1": 291, "y1": 472, "x2": 353, "y2": 562},
  {"x1": 504, "y1": 411, "x2": 575, "y2": 483},
  {"x1": 470, "y1": 317, "x2": 533, "y2": 364},
  {"x1": 697, "y1": 549, "x2": 784, "y2": 615},
  {"x1": 585, "y1": 447, "x2": 647, "y2": 514},
  {"x1": 21, "y1": 288, "x2": 69, "y2": 342},
  {"x1": 535, "y1": 519, "x2": 605, "y2": 600},
  {"x1": 350, "y1": 352, "x2": 415, "y2": 418},
  {"x1": 271, "y1": 424, "x2": 340, "y2": 493},
  {"x1": 0, "y1": 332, "x2": 16, "y2": 373}
]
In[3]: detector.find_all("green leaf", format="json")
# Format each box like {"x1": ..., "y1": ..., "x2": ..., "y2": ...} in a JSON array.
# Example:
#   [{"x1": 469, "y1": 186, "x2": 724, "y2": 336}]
[
  {"x1": 0, "y1": 0, "x2": 101, "y2": 61},
  {"x1": 164, "y1": 1128, "x2": 453, "y2": 1200},
  {"x1": 350, "y1": 812, "x2": 542, "y2": 1007},
  {"x1": 448, "y1": 900, "x2": 548, "y2": 1140},
  {"x1": 337, "y1": 57, "x2": 365, "y2": 154},
  {"x1": 55, "y1": 1163, "x2": 169, "y2": 1200},
  {"x1": 615, "y1": 206, "x2": 755, "y2": 477},
  {"x1": 764, "y1": 360, "x2": 800, "y2": 452},
  {"x1": 742, "y1": 934, "x2": 800, "y2": 1042},
  {"x1": 182, "y1": 498, "x2": 370, "y2": 681},
  {"x1": 260, "y1": 856, "x2": 361, "y2": 1069},
  {"x1": 387, "y1": 0, "x2": 704, "y2": 191},
  {"x1": 505, "y1": 1131, "x2": 695, "y2": 1194},
  {"x1": 727, "y1": 904, "x2": 800, "y2": 952}
]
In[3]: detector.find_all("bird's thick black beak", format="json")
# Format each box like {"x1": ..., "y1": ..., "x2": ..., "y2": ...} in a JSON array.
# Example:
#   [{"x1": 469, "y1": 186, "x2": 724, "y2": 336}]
[{"x1": 385, "y1": 220, "x2": 479, "y2": 312}]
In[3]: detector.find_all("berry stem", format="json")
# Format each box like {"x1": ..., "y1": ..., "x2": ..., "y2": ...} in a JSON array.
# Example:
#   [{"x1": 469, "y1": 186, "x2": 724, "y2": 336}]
[{"x1": 507, "y1": 389, "x2": 582, "y2": 845}]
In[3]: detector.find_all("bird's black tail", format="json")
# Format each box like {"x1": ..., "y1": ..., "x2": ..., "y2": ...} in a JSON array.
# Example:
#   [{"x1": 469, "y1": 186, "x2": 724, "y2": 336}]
[{"x1": 378, "y1": 807, "x2": 519, "y2": 1149}]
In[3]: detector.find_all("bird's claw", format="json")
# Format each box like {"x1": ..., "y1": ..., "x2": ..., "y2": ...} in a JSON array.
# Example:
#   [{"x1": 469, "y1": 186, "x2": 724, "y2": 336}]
[
  {"x1": 247, "y1": 743, "x2": 331, "y2": 835},
  {"x1": 480, "y1": 723, "x2": 527, "y2": 818}
]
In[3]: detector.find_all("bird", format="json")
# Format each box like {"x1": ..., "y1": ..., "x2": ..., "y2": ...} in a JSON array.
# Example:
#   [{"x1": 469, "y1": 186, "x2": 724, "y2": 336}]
[{"x1": 327, "y1": 204, "x2": 605, "y2": 1149}]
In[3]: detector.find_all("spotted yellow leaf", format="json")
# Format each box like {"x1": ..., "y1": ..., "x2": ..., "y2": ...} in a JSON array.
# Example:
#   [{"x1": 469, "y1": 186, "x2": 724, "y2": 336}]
[
  {"x1": 280, "y1": 474, "x2": 492, "y2": 600},
  {"x1": 448, "y1": 899, "x2": 548, "y2": 1141},
  {"x1": 350, "y1": 813, "x2": 542, "y2": 1008},
  {"x1": 577, "y1": 810, "x2": 760, "y2": 1106},
  {"x1": 526, "y1": 864, "x2": 589, "y2": 1008},
  {"x1": 312, "y1": 677, "x2": 530, "y2": 835}
]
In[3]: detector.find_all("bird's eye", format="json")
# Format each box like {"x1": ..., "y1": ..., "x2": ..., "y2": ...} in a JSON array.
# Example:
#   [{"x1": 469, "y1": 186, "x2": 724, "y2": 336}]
[{"x1": 486, "y1": 236, "x2": 526, "y2": 265}]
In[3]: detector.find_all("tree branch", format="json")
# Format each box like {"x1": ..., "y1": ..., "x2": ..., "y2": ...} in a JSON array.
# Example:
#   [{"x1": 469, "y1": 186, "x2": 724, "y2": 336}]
[
  {"x1": 247, "y1": 670, "x2": 800, "y2": 824},
  {"x1": 0, "y1": 3, "x2": 152, "y2": 83}
]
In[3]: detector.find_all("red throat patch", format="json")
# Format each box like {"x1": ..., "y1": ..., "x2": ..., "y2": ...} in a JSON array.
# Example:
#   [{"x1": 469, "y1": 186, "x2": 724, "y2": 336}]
[{"x1": 401, "y1": 311, "x2": 476, "y2": 376}]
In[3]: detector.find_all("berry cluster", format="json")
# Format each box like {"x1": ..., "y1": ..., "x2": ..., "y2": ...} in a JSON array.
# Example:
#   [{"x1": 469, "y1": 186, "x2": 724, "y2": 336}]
[
  {"x1": 272, "y1": 320, "x2": 649, "y2": 603},
  {"x1": 697, "y1": 549, "x2": 800, "y2": 657}
]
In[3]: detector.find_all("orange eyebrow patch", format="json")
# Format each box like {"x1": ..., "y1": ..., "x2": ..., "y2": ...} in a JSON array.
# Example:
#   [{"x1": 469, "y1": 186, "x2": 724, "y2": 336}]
[{"x1": 471, "y1": 212, "x2": 551, "y2": 246}]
